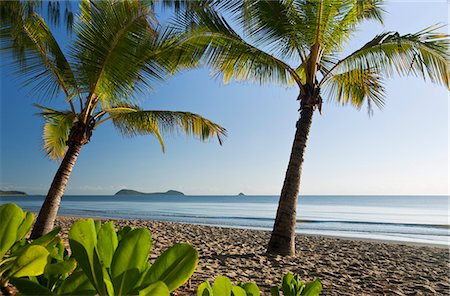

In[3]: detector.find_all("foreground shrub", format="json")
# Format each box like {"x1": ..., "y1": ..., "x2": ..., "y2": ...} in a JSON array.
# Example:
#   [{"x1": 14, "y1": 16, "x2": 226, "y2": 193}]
[
  {"x1": 1, "y1": 203, "x2": 198, "y2": 296},
  {"x1": 197, "y1": 273, "x2": 321, "y2": 296},
  {"x1": 65, "y1": 219, "x2": 198, "y2": 295},
  {"x1": 0, "y1": 203, "x2": 49, "y2": 294},
  {"x1": 197, "y1": 275, "x2": 261, "y2": 296},
  {"x1": 271, "y1": 273, "x2": 322, "y2": 296},
  {"x1": 0, "y1": 204, "x2": 76, "y2": 295},
  {"x1": 1, "y1": 204, "x2": 322, "y2": 296}
]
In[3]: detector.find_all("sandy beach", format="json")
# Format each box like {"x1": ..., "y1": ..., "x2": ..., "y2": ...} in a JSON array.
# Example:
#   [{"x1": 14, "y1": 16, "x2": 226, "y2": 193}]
[{"x1": 54, "y1": 216, "x2": 449, "y2": 295}]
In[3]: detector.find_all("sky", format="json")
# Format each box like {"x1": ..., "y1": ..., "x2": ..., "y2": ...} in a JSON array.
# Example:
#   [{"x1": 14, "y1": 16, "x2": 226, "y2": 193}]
[{"x1": 0, "y1": 1, "x2": 448, "y2": 196}]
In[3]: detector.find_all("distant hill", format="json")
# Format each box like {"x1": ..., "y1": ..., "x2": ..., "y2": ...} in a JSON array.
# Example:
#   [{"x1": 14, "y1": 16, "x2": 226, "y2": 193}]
[
  {"x1": 0, "y1": 190, "x2": 27, "y2": 196},
  {"x1": 237, "y1": 192, "x2": 245, "y2": 196},
  {"x1": 115, "y1": 189, "x2": 185, "y2": 196}
]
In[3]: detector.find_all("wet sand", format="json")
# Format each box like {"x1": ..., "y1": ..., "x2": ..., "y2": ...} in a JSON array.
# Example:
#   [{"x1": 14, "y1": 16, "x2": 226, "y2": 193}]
[{"x1": 55, "y1": 216, "x2": 449, "y2": 295}]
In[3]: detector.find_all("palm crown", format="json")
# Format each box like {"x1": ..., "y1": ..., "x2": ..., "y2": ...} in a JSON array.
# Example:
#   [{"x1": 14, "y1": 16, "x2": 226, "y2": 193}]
[
  {"x1": 2, "y1": 0, "x2": 226, "y2": 160},
  {"x1": 176, "y1": 0, "x2": 448, "y2": 111}
]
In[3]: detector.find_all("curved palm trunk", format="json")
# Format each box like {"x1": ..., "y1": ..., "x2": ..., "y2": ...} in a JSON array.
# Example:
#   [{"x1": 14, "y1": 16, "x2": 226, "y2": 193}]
[
  {"x1": 267, "y1": 107, "x2": 314, "y2": 256},
  {"x1": 30, "y1": 143, "x2": 82, "y2": 239}
]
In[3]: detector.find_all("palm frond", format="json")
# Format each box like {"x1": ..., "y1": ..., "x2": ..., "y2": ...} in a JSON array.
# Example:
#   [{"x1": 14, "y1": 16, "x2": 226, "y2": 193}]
[
  {"x1": 1, "y1": 3, "x2": 79, "y2": 102},
  {"x1": 321, "y1": 0, "x2": 384, "y2": 54},
  {"x1": 36, "y1": 104, "x2": 76, "y2": 160},
  {"x1": 143, "y1": 26, "x2": 205, "y2": 75},
  {"x1": 1, "y1": 1, "x2": 74, "y2": 33},
  {"x1": 322, "y1": 26, "x2": 450, "y2": 88},
  {"x1": 109, "y1": 105, "x2": 226, "y2": 152},
  {"x1": 159, "y1": 0, "x2": 214, "y2": 13},
  {"x1": 72, "y1": 0, "x2": 160, "y2": 104},
  {"x1": 322, "y1": 68, "x2": 385, "y2": 112},
  {"x1": 233, "y1": 0, "x2": 307, "y2": 62},
  {"x1": 175, "y1": 7, "x2": 300, "y2": 86},
  {"x1": 354, "y1": 0, "x2": 384, "y2": 23}
]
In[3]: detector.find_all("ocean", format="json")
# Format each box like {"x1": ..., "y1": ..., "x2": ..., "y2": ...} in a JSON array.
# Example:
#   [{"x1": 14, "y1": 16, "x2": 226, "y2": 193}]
[{"x1": 1, "y1": 195, "x2": 448, "y2": 246}]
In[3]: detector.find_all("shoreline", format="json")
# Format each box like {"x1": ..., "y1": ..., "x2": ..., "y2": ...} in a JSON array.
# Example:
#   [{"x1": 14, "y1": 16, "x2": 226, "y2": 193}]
[
  {"x1": 54, "y1": 216, "x2": 449, "y2": 295},
  {"x1": 56, "y1": 214, "x2": 449, "y2": 249}
]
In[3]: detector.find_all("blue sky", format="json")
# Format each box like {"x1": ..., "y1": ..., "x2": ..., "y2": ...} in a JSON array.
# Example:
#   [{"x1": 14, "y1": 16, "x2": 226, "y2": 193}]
[{"x1": 0, "y1": 1, "x2": 448, "y2": 196}]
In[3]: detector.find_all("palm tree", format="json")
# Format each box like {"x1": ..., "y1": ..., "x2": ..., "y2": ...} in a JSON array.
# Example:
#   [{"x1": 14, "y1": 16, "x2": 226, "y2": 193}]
[
  {"x1": 176, "y1": 0, "x2": 449, "y2": 255},
  {"x1": 1, "y1": 0, "x2": 226, "y2": 239}
]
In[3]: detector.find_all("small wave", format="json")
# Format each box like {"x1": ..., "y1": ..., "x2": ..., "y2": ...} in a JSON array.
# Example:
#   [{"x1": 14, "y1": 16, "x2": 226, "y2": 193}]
[{"x1": 296, "y1": 219, "x2": 449, "y2": 229}]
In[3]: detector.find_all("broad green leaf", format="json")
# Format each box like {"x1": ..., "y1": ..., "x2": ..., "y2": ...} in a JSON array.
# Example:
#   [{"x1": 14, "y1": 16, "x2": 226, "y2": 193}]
[
  {"x1": 302, "y1": 279, "x2": 322, "y2": 296},
  {"x1": 270, "y1": 286, "x2": 280, "y2": 296},
  {"x1": 240, "y1": 283, "x2": 260, "y2": 296},
  {"x1": 8, "y1": 245, "x2": 49, "y2": 278},
  {"x1": 44, "y1": 258, "x2": 77, "y2": 276},
  {"x1": 142, "y1": 243, "x2": 198, "y2": 292},
  {"x1": 197, "y1": 281, "x2": 213, "y2": 296},
  {"x1": 10, "y1": 278, "x2": 54, "y2": 295},
  {"x1": 31, "y1": 227, "x2": 61, "y2": 247},
  {"x1": 281, "y1": 273, "x2": 295, "y2": 295},
  {"x1": 139, "y1": 281, "x2": 170, "y2": 296},
  {"x1": 45, "y1": 236, "x2": 64, "y2": 259},
  {"x1": 232, "y1": 285, "x2": 247, "y2": 296},
  {"x1": 103, "y1": 265, "x2": 115, "y2": 296},
  {"x1": 68, "y1": 219, "x2": 106, "y2": 295},
  {"x1": 97, "y1": 221, "x2": 118, "y2": 268},
  {"x1": 212, "y1": 276, "x2": 233, "y2": 296},
  {"x1": 57, "y1": 270, "x2": 96, "y2": 295},
  {"x1": 111, "y1": 228, "x2": 151, "y2": 295},
  {"x1": 133, "y1": 262, "x2": 151, "y2": 290},
  {"x1": 116, "y1": 226, "x2": 132, "y2": 241},
  {"x1": 94, "y1": 220, "x2": 102, "y2": 234},
  {"x1": 16, "y1": 211, "x2": 34, "y2": 241},
  {"x1": 51, "y1": 241, "x2": 66, "y2": 262},
  {"x1": 0, "y1": 203, "x2": 24, "y2": 258}
]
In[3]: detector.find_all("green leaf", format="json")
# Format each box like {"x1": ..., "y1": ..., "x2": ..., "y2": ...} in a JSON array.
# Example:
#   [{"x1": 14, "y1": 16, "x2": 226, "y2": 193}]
[
  {"x1": 240, "y1": 283, "x2": 260, "y2": 296},
  {"x1": 68, "y1": 219, "x2": 106, "y2": 295},
  {"x1": 57, "y1": 270, "x2": 97, "y2": 295},
  {"x1": 142, "y1": 243, "x2": 198, "y2": 292},
  {"x1": 102, "y1": 265, "x2": 115, "y2": 296},
  {"x1": 111, "y1": 228, "x2": 152, "y2": 295},
  {"x1": 0, "y1": 203, "x2": 24, "y2": 258},
  {"x1": 8, "y1": 245, "x2": 49, "y2": 278},
  {"x1": 232, "y1": 285, "x2": 247, "y2": 296},
  {"x1": 50, "y1": 240, "x2": 66, "y2": 262},
  {"x1": 16, "y1": 211, "x2": 34, "y2": 241},
  {"x1": 10, "y1": 278, "x2": 54, "y2": 295},
  {"x1": 197, "y1": 281, "x2": 213, "y2": 296},
  {"x1": 281, "y1": 273, "x2": 295, "y2": 295},
  {"x1": 94, "y1": 220, "x2": 102, "y2": 234},
  {"x1": 44, "y1": 236, "x2": 63, "y2": 259},
  {"x1": 212, "y1": 276, "x2": 233, "y2": 296},
  {"x1": 139, "y1": 281, "x2": 171, "y2": 296},
  {"x1": 44, "y1": 258, "x2": 77, "y2": 276},
  {"x1": 116, "y1": 225, "x2": 133, "y2": 241},
  {"x1": 270, "y1": 286, "x2": 280, "y2": 296},
  {"x1": 31, "y1": 227, "x2": 61, "y2": 247},
  {"x1": 302, "y1": 279, "x2": 322, "y2": 296},
  {"x1": 97, "y1": 222, "x2": 118, "y2": 268}
]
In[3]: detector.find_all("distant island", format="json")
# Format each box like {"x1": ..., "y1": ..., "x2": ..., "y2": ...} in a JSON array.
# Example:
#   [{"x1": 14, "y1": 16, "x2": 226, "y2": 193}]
[
  {"x1": 0, "y1": 190, "x2": 27, "y2": 196},
  {"x1": 238, "y1": 192, "x2": 245, "y2": 196},
  {"x1": 114, "y1": 189, "x2": 185, "y2": 196}
]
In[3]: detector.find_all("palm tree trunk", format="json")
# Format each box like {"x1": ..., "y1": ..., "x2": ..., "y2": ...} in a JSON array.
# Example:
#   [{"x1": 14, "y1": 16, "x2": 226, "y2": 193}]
[
  {"x1": 30, "y1": 143, "x2": 82, "y2": 239},
  {"x1": 267, "y1": 106, "x2": 314, "y2": 256}
]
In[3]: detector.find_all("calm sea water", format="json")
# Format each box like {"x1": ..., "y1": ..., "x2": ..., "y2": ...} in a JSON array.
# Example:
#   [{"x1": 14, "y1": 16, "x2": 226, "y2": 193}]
[{"x1": 1, "y1": 195, "x2": 448, "y2": 246}]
